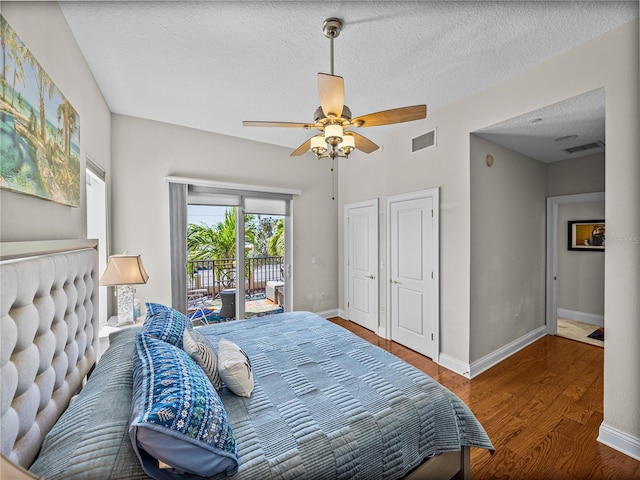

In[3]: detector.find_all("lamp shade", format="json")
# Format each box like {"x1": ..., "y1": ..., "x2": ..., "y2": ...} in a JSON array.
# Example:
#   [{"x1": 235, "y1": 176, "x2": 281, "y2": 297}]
[
  {"x1": 341, "y1": 134, "x2": 355, "y2": 149},
  {"x1": 100, "y1": 254, "x2": 149, "y2": 286},
  {"x1": 310, "y1": 135, "x2": 327, "y2": 153},
  {"x1": 324, "y1": 124, "x2": 344, "y2": 144}
]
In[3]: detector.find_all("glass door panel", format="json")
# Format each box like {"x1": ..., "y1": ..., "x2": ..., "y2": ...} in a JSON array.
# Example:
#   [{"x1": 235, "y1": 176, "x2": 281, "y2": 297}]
[{"x1": 186, "y1": 205, "x2": 286, "y2": 324}]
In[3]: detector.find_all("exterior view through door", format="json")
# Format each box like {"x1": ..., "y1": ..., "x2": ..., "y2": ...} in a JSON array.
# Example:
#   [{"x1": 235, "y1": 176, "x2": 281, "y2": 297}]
[
  {"x1": 186, "y1": 205, "x2": 286, "y2": 324},
  {"x1": 387, "y1": 188, "x2": 439, "y2": 360}
]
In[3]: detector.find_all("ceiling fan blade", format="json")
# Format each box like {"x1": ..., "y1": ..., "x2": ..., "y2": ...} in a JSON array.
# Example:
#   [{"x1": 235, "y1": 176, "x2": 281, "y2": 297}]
[
  {"x1": 349, "y1": 131, "x2": 379, "y2": 154},
  {"x1": 351, "y1": 105, "x2": 427, "y2": 128},
  {"x1": 318, "y1": 73, "x2": 344, "y2": 118},
  {"x1": 290, "y1": 138, "x2": 311, "y2": 156},
  {"x1": 243, "y1": 121, "x2": 314, "y2": 128}
]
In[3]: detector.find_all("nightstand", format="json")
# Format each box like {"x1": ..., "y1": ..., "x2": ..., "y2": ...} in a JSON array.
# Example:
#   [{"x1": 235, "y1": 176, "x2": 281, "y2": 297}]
[{"x1": 98, "y1": 315, "x2": 143, "y2": 359}]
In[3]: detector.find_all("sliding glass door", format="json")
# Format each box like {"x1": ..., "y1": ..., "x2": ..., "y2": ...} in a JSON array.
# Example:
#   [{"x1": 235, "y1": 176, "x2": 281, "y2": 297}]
[
  {"x1": 168, "y1": 179, "x2": 293, "y2": 322},
  {"x1": 186, "y1": 205, "x2": 286, "y2": 323}
]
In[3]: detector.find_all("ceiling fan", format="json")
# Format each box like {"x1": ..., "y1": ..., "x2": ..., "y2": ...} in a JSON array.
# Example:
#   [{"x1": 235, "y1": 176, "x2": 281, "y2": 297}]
[{"x1": 243, "y1": 18, "x2": 427, "y2": 160}]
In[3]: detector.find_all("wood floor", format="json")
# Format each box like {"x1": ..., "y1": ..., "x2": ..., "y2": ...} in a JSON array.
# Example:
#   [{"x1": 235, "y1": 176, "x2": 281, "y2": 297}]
[{"x1": 328, "y1": 317, "x2": 640, "y2": 480}]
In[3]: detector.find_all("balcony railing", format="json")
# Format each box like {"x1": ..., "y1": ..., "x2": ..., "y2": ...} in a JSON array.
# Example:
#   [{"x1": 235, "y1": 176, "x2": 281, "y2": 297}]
[{"x1": 187, "y1": 256, "x2": 284, "y2": 297}]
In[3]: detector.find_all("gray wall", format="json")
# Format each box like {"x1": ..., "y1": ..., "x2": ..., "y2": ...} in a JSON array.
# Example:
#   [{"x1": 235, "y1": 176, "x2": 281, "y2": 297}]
[
  {"x1": 547, "y1": 153, "x2": 605, "y2": 196},
  {"x1": 469, "y1": 135, "x2": 546, "y2": 362},
  {"x1": 0, "y1": 3, "x2": 111, "y2": 242},
  {"x1": 111, "y1": 115, "x2": 339, "y2": 313}
]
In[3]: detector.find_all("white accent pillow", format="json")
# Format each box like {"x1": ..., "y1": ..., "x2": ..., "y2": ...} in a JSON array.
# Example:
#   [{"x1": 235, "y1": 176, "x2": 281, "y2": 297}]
[
  {"x1": 182, "y1": 328, "x2": 221, "y2": 389},
  {"x1": 218, "y1": 338, "x2": 254, "y2": 397}
]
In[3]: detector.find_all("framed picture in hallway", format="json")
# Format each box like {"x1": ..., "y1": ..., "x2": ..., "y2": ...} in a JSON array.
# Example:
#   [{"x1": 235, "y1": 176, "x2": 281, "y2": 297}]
[{"x1": 568, "y1": 220, "x2": 605, "y2": 251}]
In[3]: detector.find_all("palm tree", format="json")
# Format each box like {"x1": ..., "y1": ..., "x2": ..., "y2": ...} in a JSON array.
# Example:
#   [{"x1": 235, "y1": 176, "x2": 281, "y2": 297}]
[
  {"x1": 20, "y1": 44, "x2": 54, "y2": 143},
  {"x1": 57, "y1": 99, "x2": 79, "y2": 159},
  {"x1": 187, "y1": 208, "x2": 257, "y2": 261},
  {"x1": 1, "y1": 17, "x2": 27, "y2": 105},
  {"x1": 268, "y1": 218, "x2": 285, "y2": 257},
  {"x1": 187, "y1": 208, "x2": 258, "y2": 285},
  {"x1": 1, "y1": 16, "x2": 10, "y2": 100}
]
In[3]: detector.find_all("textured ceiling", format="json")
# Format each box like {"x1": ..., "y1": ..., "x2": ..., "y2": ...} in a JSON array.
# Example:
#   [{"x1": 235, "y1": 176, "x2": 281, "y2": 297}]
[
  {"x1": 59, "y1": 1, "x2": 637, "y2": 161},
  {"x1": 475, "y1": 88, "x2": 606, "y2": 162}
]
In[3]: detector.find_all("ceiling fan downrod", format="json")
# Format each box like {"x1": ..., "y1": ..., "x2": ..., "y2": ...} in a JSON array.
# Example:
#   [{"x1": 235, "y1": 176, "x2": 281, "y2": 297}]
[{"x1": 323, "y1": 18, "x2": 342, "y2": 76}]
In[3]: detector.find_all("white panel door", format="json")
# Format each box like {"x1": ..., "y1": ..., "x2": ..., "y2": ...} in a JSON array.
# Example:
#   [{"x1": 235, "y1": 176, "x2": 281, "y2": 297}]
[
  {"x1": 346, "y1": 200, "x2": 378, "y2": 332},
  {"x1": 388, "y1": 190, "x2": 438, "y2": 359}
]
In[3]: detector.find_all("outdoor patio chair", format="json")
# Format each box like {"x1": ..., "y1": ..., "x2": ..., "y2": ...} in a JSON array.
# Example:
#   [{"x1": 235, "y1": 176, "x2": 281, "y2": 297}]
[{"x1": 187, "y1": 289, "x2": 215, "y2": 325}]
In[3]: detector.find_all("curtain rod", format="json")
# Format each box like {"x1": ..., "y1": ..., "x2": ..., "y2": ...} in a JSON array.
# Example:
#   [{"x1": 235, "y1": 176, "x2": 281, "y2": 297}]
[{"x1": 165, "y1": 176, "x2": 302, "y2": 196}]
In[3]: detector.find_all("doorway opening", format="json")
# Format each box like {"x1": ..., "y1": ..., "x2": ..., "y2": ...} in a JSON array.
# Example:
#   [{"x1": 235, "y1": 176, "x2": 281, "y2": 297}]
[
  {"x1": 546, "y1": 192, "x2": 605, "y2": 348},
  {"x1": 86, "y1": 159, "x2": 108, "y2": 326},
  {"x1": 472, "y1": 89, "x2": 605, "y2": 353}
]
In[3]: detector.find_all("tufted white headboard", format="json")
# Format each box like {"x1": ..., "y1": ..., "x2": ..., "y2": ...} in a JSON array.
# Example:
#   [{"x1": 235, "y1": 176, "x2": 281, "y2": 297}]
[{"x1": 0, "y1": 240, "x2": 99, "y2": 468}]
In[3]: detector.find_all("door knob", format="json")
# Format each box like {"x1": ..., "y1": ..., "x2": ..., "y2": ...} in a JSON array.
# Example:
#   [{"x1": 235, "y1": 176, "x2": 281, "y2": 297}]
[
  {"x1": 366, "y1": 275, "x2": 375, "y2": 279},
  {"x1": 390, "y1": 279, "x2": 400, "y2": 284}
]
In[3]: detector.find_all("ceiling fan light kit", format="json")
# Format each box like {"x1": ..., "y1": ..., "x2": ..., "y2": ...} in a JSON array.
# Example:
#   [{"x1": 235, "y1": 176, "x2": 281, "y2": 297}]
[{"x1": 243, "y1": 17, "x2": 427, "y2": 162}]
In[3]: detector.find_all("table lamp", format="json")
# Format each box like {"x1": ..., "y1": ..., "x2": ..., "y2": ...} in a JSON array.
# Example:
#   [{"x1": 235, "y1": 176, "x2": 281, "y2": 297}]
[{"x1": 100, "y1": 254, "x2": 149, "y2": 326}]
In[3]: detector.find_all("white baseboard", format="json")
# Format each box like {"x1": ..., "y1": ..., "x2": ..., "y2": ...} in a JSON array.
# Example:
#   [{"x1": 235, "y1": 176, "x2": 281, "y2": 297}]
[
  {"x1": 598, "y1": 423, "x2": 640, "y2": 461},
  {"x1": 337, "y1": 308, "x2": 346, "y2": 319},
  {"x1": 377, "y1": 326, "x2": 388, "y2": 339},
  {"x1": 438, "y1": 354, "x2": 471, "y2": 378},
  {"x1": 427, "y1": 326, "x2": 547, "y2": 379},
  {"x1": 469, "y1": 325, "x2": 547, "y2": 379},
  {"x1": 557, "y1": 308, "x2": 604, "y2": 327},
  {"x1": 315, "y1": 308, "x2": 340, "y2": 319}
]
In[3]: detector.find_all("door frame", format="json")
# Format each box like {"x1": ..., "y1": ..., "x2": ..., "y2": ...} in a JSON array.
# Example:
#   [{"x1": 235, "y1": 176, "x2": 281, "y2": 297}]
[
  {"x1": 385, "y1": 188, "x2": 440, "y2": 361},
  {"x1": 546, "y1": 191, "x2": 605, "y2": 334},
  {"x1": 343, "y1": 198, "x2": 379, "y2": 328},
  {"x1": 167, "y1": 176, "x2": 301, "y2": 314},
  {"x1": 85, "y1": 157, "x2": 109, "y2": 327}
]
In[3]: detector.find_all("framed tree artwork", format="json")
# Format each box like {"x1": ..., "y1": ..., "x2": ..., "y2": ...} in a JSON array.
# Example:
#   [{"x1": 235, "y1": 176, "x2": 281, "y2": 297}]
[{"x1": 0, "y1": 15, "x2": 81, "y2": 207}]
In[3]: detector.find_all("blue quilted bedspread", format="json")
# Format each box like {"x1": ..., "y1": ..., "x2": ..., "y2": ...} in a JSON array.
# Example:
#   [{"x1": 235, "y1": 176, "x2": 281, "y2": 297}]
[
  {"x1": 199, "y1": 311, "x2": 494, "y2": 479},
  {"x1": 30, "y1": 311, "x2": 492, "y2": 480}
]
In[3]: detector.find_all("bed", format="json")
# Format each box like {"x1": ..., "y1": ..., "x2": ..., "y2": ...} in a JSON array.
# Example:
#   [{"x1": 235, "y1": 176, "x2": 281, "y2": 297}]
[{"x1": 1, "y1": 241, "x2": 493, "y2": 479}]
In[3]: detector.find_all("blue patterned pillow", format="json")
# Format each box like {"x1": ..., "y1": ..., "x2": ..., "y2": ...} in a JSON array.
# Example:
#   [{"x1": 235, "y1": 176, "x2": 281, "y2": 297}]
[
  {"x1": 130, "y1": 333, "x2": 238, "y2": 479},
  {"x1": 145, "y1": 301, "x2": 173, "y2": 316},
  {"x1": 143, "y1": 302, "x2": 191, "y2": 348}
]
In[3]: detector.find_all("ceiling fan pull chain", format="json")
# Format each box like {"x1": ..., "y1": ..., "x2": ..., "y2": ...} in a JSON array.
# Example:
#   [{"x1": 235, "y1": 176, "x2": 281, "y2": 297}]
[{"x1": 331, "y1": 157, "x2": 336, "y2": 201}]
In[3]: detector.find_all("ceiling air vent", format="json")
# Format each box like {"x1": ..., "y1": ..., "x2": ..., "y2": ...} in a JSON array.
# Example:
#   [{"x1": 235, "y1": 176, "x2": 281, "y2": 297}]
[
  {"x1": 412, "y1": 129, "x2": 436, "y2": 153},
  {"x1": 563, "y1": 140, "x2": 604, "y2": 154}
]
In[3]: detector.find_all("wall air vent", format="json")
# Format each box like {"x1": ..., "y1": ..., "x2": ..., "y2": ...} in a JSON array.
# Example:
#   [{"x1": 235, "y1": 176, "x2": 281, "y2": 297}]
[
  {"x1": 563, "y1": 140, "x2": 605, "y2": 154},
  {"x1": 412, "y1": 129, "x2": 436, "y2": 153}
]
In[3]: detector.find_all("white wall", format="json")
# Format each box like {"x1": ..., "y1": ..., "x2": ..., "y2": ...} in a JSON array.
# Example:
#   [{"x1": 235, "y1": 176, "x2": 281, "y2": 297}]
[
  {"x1": 557, "y1": 201, "x2": 605, "y2": 321},
  {"x1": 338, "y1": 19, "x2": 640, "y2": 450},
  {"x1": 338, "y1": 118, "x2": 474, "y2": 363},
  {"x1": 469, "y1": 135, "x2": 546, "y2": 362},
  {"x1": 111, "y1": 114, "x2": 338, "y2": 313},
  {"x1": 0, "y1": 3, "x2": 111, "y2": 242}
]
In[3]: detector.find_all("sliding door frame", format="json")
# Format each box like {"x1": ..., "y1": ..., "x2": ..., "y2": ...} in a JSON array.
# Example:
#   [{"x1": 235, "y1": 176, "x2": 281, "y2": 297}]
[{"x1": 166, "y1": 176, "x2": 301, "y2": 316}]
